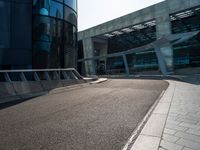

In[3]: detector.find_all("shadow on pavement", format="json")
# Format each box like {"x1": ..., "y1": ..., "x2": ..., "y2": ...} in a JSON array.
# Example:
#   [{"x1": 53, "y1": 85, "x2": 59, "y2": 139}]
[
  {"x1": 0, "y1": 95, "x2": 43, "y2": 110},
  {"x1": 105, "y1": 75, "x2": 200, "y2": 85},
  {"x1": 174, "y1": 75, "x2": 200, "y2": 85}
]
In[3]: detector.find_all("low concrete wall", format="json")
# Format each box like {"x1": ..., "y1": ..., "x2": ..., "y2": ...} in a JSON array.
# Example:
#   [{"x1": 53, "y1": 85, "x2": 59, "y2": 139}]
[
  {"x1": 13, "y1": 81, "x2": 46, "y2": 99},
  {"x1": 0, "y1": 83, "x2": 18, "y2": 99},
  {"x1": 0, "y1": 79, "x2": 87, "y2": 104},
  {"x1": 0, "y1": 83, "x2": 21, "y2": 104},
  {"x1": 41, "y1": 80, "x2": 63, "y2": 91}
]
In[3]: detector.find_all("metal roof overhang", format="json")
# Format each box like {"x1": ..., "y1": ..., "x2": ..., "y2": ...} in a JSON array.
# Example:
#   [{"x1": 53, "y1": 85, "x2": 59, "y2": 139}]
[{"x1": 78, "y1": 31, "x2": 199, "y2": 62}]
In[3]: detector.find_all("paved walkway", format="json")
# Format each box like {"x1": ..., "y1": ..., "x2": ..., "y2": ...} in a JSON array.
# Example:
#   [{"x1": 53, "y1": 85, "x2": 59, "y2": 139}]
[{"x1": 130, "y1": 78, "x2": 200, "y2": 150}]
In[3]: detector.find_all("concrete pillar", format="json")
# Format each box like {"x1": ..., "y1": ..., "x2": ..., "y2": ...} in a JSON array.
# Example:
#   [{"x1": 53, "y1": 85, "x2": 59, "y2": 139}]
[
  {"x1": 82, "y1": 38, "x2": 96, "y2": 75},
  {"x1": 152, "y1": 43, "x2": 168, "y2": 75},
  {"x1": 122, "y1": 55, "x2": 130, "y2": 76},
  {"x1": 99, "y1": 42, "x2": 108, "y2": 72},
  {"x1": 93, "y1": 38, "x2": 108, "y2": 73},
  {"x1": 155, "y1": 2, "x2": 174, "y2": 74}
]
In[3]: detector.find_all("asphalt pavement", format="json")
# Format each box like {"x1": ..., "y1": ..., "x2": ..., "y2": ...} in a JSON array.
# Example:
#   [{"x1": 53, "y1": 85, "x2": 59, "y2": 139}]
[{"x1": 0, "y1": 79, "x2": 168, "y2": 150}]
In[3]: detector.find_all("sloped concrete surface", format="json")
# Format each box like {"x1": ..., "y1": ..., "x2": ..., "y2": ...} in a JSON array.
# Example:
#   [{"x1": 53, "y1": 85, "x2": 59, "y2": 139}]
[{"x1": 0, "y1": 79, "x2": 168, "y2": 150}]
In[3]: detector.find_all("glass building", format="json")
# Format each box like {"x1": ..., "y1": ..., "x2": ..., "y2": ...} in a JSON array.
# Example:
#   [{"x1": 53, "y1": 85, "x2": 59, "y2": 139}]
[{"x1": 0, "y1": 0, "x2": 77, "y2": 70}]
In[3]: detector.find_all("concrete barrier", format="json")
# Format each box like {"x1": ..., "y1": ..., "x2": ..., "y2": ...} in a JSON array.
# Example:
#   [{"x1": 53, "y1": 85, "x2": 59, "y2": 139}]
[
  {"x1": 0, "y1": 83, "x2": 21, "y2": 104},
  {"x1": 12, "y1": 81, "x2": 46, "y2": 99},
  {"x1": 0, "y1": 83, "x2": 17, "y2": 98},
  {"x1": 41, "y1": 80, "x2": 63, "y2": 91},
  {"x1": 0, "y1": 68, "x2": 85, "y2": 104}
]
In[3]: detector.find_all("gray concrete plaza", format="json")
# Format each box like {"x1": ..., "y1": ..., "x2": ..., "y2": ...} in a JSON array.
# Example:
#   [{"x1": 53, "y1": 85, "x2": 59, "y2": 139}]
[
  {"x1": 0, "y1": 79, "x2": 168, "y2": 150},
  {"x1": 130, "y1": 77, "x2": 200, "y2": 150}
]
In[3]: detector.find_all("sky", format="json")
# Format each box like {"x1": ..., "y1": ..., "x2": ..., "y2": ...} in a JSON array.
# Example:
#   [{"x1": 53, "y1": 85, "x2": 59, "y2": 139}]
[{"x1": 78, "y1": 0, "x2": 164, "y2": 31}]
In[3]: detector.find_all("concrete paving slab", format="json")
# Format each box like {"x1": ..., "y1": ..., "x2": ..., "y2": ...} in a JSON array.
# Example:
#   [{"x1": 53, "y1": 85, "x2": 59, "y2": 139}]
[
  {"x1": 130, "y1": 135, "x2": 160, "y2": 150},
  {"x1": 141, "y1": 113, "x2": 167, "y2": 137},
  {"x1": 162, "y1": 133, "x2": 179, "y2": 143},
  {"x1": 160, "y1": 140, "x2": 183, "y2": 150},
  {"x1": 154, "y1": 102, "x2": 170, "y2": 114},
  {"x1": 164, "y1": 128, "x2": 177, "y2": 135},
  {"x1": 176, "y1": 138, "x2": 200, "y2": 150}
]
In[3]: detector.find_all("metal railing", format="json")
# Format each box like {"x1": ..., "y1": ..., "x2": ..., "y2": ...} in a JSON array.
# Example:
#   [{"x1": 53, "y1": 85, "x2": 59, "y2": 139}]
[{"x1": 0, "y1": 68, "x2": 83, "y2": 82}]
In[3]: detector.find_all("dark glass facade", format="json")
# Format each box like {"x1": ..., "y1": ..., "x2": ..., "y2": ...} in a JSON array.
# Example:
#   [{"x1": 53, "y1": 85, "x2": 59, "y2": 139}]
[
  {"x1": 0, "y1": 0, "x2": 32, "y2": 70},
  {"x1": 171, "y1": 7, "x2": 200, "y2": 69},
  {"x1": 33, "y1": 0, "x2": 77, "y2": 69},
  {"x1": 107, "y1": 26, "x2": 156, "y2": 54},
  {"x1": 106, "y1": 22, "x2": 158, "y2": 73},
  {"x1": 0, "y1": 0, "x2": 77, "y2": 70}
]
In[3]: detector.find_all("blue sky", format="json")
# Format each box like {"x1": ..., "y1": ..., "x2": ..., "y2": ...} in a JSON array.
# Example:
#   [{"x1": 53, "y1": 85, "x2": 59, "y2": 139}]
[{"x1": 78, "y1": 0, "x2": 164, "y2": 31}]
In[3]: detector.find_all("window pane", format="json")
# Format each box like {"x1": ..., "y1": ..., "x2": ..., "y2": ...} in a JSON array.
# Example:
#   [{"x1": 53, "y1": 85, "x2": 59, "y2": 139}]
[
  {"x1": 33, "y1": 16, "x2": 64, "y2": 69},
  {"x1": 0, "y1": 1, "x2": 10, "y2": 48},
  {"x1": 33, "y1": 16, "x2": 51, "y2": 42},
  {"x1": 55, "y1": 0, "x2": 63, "y2": 3},
  {"x1": 64, "y1": 5, "x2": 77, "y2": 25},
  {"x1": 33, "y1": 0, "x2": 50, "y2": 16},
  {"x1": 64, "y1": 0, "x2": 76, "y2": 11},
  {"x1": 50, "y1": 0, "x2": 63, "y2": 19},
  {"x1": 12, "y1": 2, "x2": 32, "y2": 49},
  {"x1": 64, "y1": 23, "x2": 76, "y2": 47}
]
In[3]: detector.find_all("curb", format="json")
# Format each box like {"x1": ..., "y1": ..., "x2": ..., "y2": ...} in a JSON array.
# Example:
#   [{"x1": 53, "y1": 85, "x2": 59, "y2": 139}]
[
  {"x1": 122, "y1": 90, "x2": 166, "y2": 150},
  {"x1": 127, "y1": 80, "x2": 176, "y2": 150},
  {"x1": 90, "y1": 78, "x2": 108, "y2": 84}
]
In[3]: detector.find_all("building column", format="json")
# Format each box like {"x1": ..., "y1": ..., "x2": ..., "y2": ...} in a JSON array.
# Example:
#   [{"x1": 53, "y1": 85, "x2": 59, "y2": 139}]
[
  {"x1": 155, "y1": 3, "x2": 174, "y2": 74},
  {"x1": 122, "y1": 55, "x2": 130, "y2": 76},
  {"x1": 82, "y1": 38, "x2": 96, "y2": 75}
]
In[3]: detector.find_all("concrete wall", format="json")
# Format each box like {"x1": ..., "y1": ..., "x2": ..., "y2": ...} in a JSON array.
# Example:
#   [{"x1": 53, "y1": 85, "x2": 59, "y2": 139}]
[
  {"x1": 82, "y1": 38, "x2": 96, "y2": 75},
  {"x1": 78, "y1": 0, "x2": 200, "y2": 40},
  {"x1": 0, "y1": 79, "x2": 86, "y2": 104}
]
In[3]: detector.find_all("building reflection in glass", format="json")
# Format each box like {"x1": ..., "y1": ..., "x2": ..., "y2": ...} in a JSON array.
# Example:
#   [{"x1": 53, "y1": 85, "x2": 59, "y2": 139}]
[{"x1": 33, "y1": 0, "x2": 77, "y2": 69}]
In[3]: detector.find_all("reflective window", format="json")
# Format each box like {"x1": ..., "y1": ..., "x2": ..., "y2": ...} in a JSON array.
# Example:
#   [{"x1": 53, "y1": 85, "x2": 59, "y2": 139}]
[
  {"x1": 171, "y1": 8, "x2": 200, "y2": 34},
  {"x1": 0, "y1": 1, "x2": 10, "y2": 48},
  {"x1": 107, "y1": 26, "x2": 156, "y2": 54},
  {"x1": 173, "y1": 34, "x2": 200, "y2": 69},
  {"x1": 33, "y1": 0, "x2": 77, "y2": 69},
  {"x1": 64, "y1": 5, "x2": 77, "y2": 25},
  {"x1": 171, "y1": 8, "x2": 200, "y2": 69},
  {"x1": 51, "y1": 19, "x2": 63, "y2": 43},
  {"x1": 33, "y1": 0, "x2": 50, "y2": 16},
  {"x1": 12, "y1": 2, "x2": 32, "y2": 49},
  {"x1": 64, "y1": 0, "x2": 77, "y2": 11},
  {"x1": 64, "y1": 22, "x2": 77, "y2": 47},
  {"x1": 33, "y1": 16, "x2": 51, "y2": 42},
  {"x1": 50, "y1": 0, "x2": 63, "y2": 19},
  {"x1": 55, "y1": 0, "x2": 63, "y2": 3}
]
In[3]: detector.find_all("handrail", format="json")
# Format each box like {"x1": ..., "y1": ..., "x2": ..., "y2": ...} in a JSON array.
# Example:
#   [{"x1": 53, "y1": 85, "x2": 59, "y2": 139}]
[
  {"x1": 0, "y1": 68, "x2": 77, "y2": 73},
  {"x1": 0, "y1": 68, "x2": 83, "y2": 82}
]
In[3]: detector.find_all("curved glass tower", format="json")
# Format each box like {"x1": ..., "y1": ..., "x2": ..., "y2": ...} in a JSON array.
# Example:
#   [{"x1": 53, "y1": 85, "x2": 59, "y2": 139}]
[
  {"x1": 0, "y1": 0, "x2": 32, "y2": 70},
  {"x1": 33, "y1": 0, "x2": 77, "y2": 69},
  {"x1": 0, "y1": 0, "x2": 77, "y2": 70}
]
